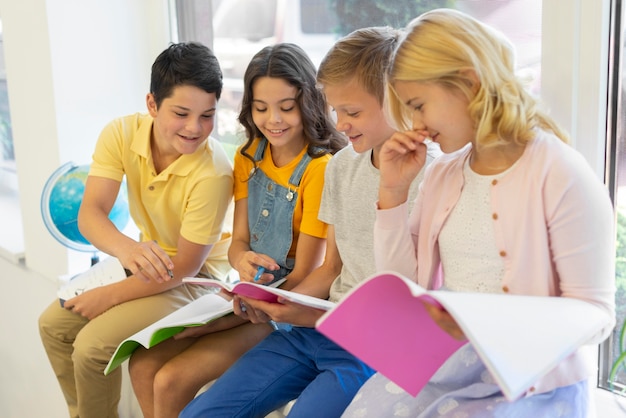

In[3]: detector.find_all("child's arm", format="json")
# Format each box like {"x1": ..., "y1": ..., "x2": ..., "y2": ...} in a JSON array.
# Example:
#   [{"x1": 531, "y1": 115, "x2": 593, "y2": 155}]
[
  {"x1": 78, "y1": 175, "x2": 173, "y2": 283},
  {"x1": 63, "y1": 236, "x2": 213, "y2": 320},
  {"x1": 240, "y1": 225, "x2": 342, "y2": 327}
]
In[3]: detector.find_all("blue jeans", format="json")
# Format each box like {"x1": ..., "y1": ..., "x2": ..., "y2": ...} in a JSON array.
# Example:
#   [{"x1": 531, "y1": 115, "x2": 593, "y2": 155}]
[{"x1": 180, "y1": 327, "x2": 375, "y2": 418}]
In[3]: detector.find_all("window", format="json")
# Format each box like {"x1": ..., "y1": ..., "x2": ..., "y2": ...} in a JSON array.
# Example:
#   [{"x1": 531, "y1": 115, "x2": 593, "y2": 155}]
[
  {"x1": 170, "y1": 0, "x2": 542, "y2": 161},
  {"x1": 0, "y1": 18, "x2": 21, "y2": 263},
  {"x1": 300, "y1": 0, "x2": 338, "y2": 34},
  {"x1": 214, "y1": 0, "x2": 276, "y2": 41},
  {"x1": 600, "y1": 0, "x2": 626, "y2": 400}
]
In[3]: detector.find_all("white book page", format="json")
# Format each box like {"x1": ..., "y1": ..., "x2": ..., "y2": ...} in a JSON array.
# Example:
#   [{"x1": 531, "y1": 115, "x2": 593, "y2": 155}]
[{"x1": 57, "y1": 257, "x2": 126, "y2": 303}]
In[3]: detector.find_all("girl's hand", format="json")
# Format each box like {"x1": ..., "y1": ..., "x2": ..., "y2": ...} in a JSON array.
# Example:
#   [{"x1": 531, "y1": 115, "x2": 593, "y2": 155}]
[
  {"x1": 422, "y1": 302, "x2": 467, "y2": 341},
  {"x1": 379, "y1": 130, "x2": 429, "y2": 191},
  {"x1": 233, "y1": 251, "x2": 280, "y2": 284},
  {"x1": 118, "y1": 240, "x2": 174, "y2": 284}
]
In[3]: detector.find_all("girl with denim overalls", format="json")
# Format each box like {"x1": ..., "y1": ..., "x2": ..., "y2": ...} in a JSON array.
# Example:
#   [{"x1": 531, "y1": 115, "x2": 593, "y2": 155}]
[{"x1": 228, "y1": 43, "x2": 346, "y2": 321}]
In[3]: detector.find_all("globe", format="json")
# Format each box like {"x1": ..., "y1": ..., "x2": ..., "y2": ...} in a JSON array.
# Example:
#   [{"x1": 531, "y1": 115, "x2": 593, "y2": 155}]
[{"x1": 41, "y1": 162, "x2": 130, "y2": 254}]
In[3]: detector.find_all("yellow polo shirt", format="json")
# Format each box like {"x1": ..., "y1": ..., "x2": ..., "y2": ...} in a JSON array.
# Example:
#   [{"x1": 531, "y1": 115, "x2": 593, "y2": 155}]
[{"x1": 89, "y1": 113, "x2": 234, "y2": 279}]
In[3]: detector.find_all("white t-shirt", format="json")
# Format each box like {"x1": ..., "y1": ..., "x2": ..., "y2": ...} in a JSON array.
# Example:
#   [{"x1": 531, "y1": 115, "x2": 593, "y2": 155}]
[{"x1": 319, "y1": 143, "x2": 436, "y2": 302}]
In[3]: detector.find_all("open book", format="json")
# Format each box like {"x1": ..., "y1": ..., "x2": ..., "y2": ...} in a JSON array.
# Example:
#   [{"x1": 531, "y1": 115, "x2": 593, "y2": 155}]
[
  {"x1": 104, "y1": 293, "x2": 234, "y2": 375},
  {"x1": 315, "y1": 271, "x2": 610, "y2": 401},
  {"x1": 58, "y1": 256, "x2": 127, "y2": 307},
  {"x1": 181, "y1": 277, "x2": 336, "y2": 311}
]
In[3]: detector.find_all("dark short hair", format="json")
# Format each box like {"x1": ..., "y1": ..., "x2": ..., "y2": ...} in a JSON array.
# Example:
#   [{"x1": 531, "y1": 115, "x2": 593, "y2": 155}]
[{"x1": 150, "y1": 42, "x2": 223, "y2": 107}]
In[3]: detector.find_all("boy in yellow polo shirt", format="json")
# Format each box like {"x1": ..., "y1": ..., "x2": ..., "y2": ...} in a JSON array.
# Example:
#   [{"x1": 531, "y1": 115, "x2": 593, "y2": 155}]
[{"x1": 38, "y1": 42, "x2": 233, "y2": 418}]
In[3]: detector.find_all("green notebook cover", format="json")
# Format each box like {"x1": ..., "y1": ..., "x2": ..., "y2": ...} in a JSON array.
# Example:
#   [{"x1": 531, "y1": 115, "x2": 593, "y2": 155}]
[{"x1": 105, "y1": 293, "x2": 233, "y2": 375}]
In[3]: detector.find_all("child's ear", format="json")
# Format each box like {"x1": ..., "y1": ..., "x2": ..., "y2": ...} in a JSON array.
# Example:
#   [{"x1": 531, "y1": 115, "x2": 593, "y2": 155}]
[
  {"x1": 461, "y1": 69, "x2": 481, "y2": 95},
  {"x1": 146, "y1": 93, "x2": 158, "y2": 117}
]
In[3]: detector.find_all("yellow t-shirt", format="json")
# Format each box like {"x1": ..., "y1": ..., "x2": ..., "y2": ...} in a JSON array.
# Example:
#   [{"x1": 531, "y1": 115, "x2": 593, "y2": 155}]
[
  {"x1": 233, "y1": 138, "x2": 330, "y2": 258},
  {"x1": 89, "y1": 113, "x2": 234, "y2": 279}
]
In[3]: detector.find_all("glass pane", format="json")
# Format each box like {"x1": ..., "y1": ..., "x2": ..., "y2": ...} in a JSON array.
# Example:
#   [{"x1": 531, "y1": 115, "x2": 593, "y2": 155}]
[
  {"x1": 300, "y1": 0, "x2": 338, "y2": 34},
  {"x1": 0, "y1": 21, "x2": 14, "y2": 170},
  {"x1": 186, "y1": 0, "x2": 543, "y2": 158},
  {"x1": 605, "y1": 0, "x2": 626, "y2": 395},
  {"x1": 213, "y1": 0, "x2": 277, "y2": 40},
  {"x1": 0, "y1": 18, "x2": 22, "y2": 262}
]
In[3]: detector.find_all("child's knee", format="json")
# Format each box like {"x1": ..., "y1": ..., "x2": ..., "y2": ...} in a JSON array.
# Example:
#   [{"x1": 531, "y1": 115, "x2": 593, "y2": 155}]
[
  {"x1": 71, "y1": 334, "x2": 110, "y2": 373},
  {"x1": 153, "y1": 366, "x2": 181, "y2": 394},
  {"x1": 38, "y1": 302, "x2": 66, "y2": 343}
]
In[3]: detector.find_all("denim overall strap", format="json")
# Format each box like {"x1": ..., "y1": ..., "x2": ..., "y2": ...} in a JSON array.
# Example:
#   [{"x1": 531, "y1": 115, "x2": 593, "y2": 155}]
[{"x1": 247, "y1": 138, "x2": 313, "y2": 281}]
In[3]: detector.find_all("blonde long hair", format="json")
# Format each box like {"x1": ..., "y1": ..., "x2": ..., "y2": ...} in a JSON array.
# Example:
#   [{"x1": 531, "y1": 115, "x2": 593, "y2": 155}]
[{"x1": 388, "y1": 8, "x2": 568, "y2": 148}]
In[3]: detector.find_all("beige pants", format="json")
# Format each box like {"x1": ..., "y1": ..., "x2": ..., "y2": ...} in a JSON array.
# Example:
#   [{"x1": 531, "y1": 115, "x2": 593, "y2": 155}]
[{"x1": 38, "y1": 283, "x2": 208, "y2": 418}]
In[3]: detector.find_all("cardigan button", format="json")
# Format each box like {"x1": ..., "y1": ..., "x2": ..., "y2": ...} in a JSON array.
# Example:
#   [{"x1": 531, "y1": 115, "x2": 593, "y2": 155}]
[
  {"x1": 492, "y1": 213, "x2": 498, "y2": 220},
  {"x1": 502, "y1": 286, "x2": 510, "y2": 293},
  {"x1": 261, "y1": 209, "x2": 269, "y2": 217},
  {"x1": 499, "y1": 250, "x2": 506, "y2": 257},
  {"x1": 149, "y1": 186, "x2": 154, "y2": 191}
]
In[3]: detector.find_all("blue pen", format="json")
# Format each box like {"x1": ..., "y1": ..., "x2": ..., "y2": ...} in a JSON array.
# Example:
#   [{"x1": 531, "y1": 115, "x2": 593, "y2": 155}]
[{"x1": 253, "y1": 266, "x2": 265, "y2": 282}]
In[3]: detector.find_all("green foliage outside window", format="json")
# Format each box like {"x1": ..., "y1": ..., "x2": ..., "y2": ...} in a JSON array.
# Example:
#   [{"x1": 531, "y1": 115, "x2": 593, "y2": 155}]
[
  {"x1": 610, "y1": 210, "x2": 626, "y2": 393},
  {"x1": 328, "y1": 0, "x2": 456, "y2": 36}
]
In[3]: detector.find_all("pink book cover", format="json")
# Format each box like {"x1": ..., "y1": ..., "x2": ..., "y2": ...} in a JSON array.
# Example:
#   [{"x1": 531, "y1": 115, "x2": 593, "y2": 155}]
[
  {"x1": 315, "y1": 271, "x2": 610, "y2": 400},
  {"x1": 182, "y1": 277, "x2": 335, "y2": 311},
  {"x1": 316, "y1": 272, "x2": 465, "y2": 397}
]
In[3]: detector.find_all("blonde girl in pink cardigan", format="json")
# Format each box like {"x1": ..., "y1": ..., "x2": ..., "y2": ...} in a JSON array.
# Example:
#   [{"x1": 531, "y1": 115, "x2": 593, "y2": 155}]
[{"x1": 343, "y1": 8, "x2": 615, "y2": 418}]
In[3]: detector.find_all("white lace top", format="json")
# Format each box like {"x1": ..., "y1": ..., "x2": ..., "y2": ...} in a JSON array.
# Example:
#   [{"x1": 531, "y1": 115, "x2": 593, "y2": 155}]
[{"x1": 438, "y1": 156, "x2": 517, "y2": 293}]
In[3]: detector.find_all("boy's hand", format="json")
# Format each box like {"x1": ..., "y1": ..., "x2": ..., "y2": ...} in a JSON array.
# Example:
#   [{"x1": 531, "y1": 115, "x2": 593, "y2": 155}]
[
  {"x1": 237, "y1": 295, "x2": 326, "y2": 328},
  {"x1": 173, "y1": 314, "x2": 247, "y2": 339},
  {"x1": 63, "y1": 286, "x2": 116, "y2": 320},
  {"x1": 119, "y1": 240, "x2": 174, "y2": 283}
]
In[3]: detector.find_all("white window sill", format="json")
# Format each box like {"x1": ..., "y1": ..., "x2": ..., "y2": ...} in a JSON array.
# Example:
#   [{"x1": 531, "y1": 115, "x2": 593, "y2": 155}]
[{"x1": 594, "y1": 386, "x2": 626, "y2": 416}]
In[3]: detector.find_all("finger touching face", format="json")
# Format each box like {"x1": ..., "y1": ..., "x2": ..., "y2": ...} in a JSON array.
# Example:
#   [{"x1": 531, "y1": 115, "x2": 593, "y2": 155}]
[{"x1": 393, "y1": 80, "x2": 474, "y2": 153}]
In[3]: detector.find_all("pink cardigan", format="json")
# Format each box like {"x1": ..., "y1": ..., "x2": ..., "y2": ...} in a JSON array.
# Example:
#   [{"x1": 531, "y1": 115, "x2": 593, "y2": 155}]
[{"x1": 374, "y1": 130, "x2": 616, "y2": 395}]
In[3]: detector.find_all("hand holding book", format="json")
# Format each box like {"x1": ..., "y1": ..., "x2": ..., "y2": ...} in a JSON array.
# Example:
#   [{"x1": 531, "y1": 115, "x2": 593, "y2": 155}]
[
  {"x1": 181, "y1": 277, "x2": 335, "y2": 311},
  {"x1": 315, "y1": 271, "x2": 611, "y2": 401}
]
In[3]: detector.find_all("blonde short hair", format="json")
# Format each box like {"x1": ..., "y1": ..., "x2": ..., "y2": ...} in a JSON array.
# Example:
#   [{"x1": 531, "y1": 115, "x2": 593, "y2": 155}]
[{"x1": 317, "y1": 26, "x2": 402, "y2": 106}]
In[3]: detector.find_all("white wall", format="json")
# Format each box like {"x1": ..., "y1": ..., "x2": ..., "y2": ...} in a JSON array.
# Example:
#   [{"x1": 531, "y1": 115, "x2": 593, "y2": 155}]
[
  {"x1": 2, "y1": 0, "x2": 170, "y2": 280},
  {"x1": 0, "y1": 0, "x2": 169, "y2": 416}
]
